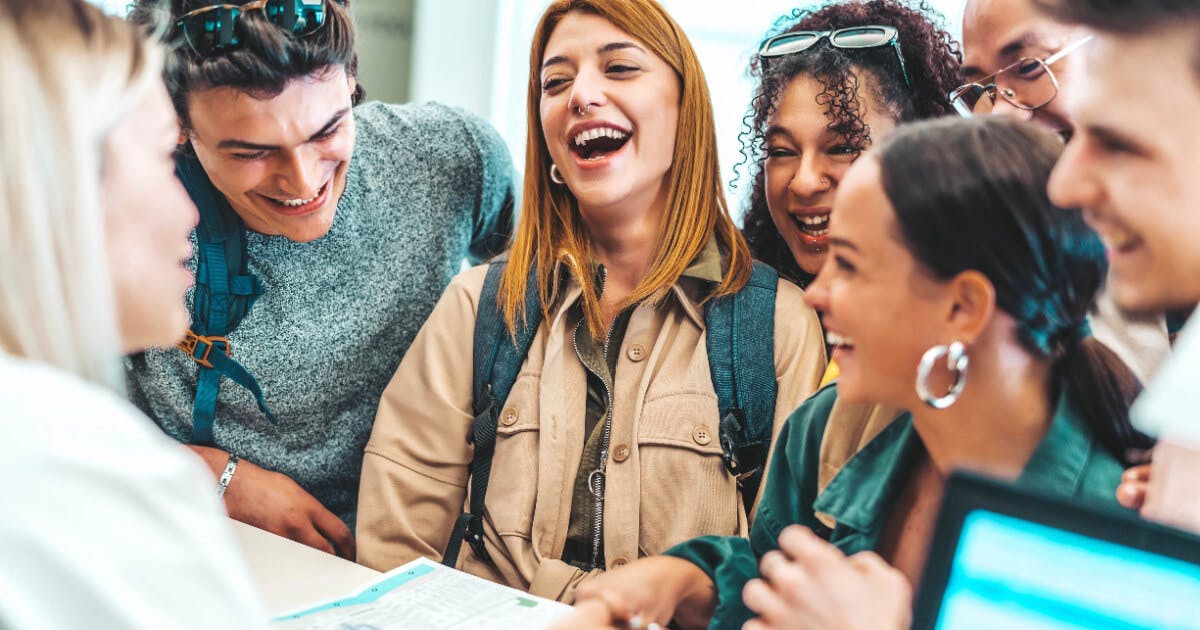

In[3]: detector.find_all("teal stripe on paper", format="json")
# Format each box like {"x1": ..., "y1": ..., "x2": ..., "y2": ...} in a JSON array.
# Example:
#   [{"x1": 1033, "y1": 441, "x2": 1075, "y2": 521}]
[{"x1": 271, "y1": 563, "x2": 437, "y2": 621}]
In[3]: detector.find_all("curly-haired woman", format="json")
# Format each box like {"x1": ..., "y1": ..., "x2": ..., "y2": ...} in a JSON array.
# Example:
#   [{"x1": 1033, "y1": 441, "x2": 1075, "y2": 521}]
[{"x1": 738, "y1": 0, "x2": 961, "y2": 289}]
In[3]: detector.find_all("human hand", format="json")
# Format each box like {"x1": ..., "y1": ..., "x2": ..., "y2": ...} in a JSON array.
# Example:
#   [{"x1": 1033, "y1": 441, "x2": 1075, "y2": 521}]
[
  {"x1": 1141, "y1": 439, "x2": 1200, "y2": 535},
  {"x1": 1117, "y1": 464, "x2": 1150, "y2": 510},
  {"x1": 188, "y1": 445, "x2": 355, "y2": 559},
  {"x1": 554, "y1": 556, "x2": 716, "y2": 630},
  {"x1": 742, "y1": 526, "x2": 911, "y2": 630}
]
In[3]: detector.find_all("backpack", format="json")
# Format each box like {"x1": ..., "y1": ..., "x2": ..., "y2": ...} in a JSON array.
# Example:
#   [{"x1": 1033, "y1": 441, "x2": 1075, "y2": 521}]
[
  {"x1": 443, "y1": 259, "x2": 779, "y2": 567},
  {"x1": 173, "y1": 156, "x2": 275, "y2": 446}
]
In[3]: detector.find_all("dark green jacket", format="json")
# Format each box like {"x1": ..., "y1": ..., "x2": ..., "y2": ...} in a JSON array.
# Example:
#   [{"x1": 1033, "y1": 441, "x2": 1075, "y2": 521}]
[{"x1": 665, "y1": 383, "x2": 1127, "y2": 629}]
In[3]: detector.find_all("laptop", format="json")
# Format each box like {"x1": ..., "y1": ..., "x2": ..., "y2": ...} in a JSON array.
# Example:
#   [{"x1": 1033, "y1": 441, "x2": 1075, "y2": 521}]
[{"x1": 913, "y1": 471, "x2": 1200, "y2": 629}]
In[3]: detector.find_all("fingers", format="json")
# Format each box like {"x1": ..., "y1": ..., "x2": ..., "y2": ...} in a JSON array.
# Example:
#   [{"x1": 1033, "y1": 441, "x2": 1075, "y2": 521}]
[
  {"x1": 573, "y1": 583, "x2": 632, "y2": 626},
  {"x1": 1116, "y1": 479, "x2": 1148, "y2": 510},
  {"x1": 777, "y1": 525, "x2": 842, "y2": 567},
  {"x1": 311, "y1": 504, "x2": 355, "y2": 559},
  {"x1": 287, "y1": 521, "x2": 338, "y2": 556},
  {"x1": 567, "y1": 599, "x2": 615, "y2": 626},
  {"x1": 742, "y1": 577, "x2": 791, "y2": 624}
]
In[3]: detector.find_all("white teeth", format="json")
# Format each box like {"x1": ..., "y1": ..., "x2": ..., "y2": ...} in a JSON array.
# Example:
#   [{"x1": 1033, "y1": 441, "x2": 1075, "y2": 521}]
[
  {"x1": 573, "y1": 126, "x2": 629, "y2": 146},
  {"x1": 276, "y1": 193, "x2": 318, "y2": 207},
  {"x1": 796, "y1": 213, "x2": 830, "y2": 226},
  {"x1": 826, "y1": 331, "x2": 854, "y2": 348}
]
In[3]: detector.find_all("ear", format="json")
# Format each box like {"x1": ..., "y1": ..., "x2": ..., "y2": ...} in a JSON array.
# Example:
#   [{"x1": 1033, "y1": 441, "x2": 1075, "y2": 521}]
[
  {"x1": 348, "y1": 74, "x2": 358, "y2": 97},
  {"x1": 945, "y1": 269, "x2": 995, "y2": 344}
]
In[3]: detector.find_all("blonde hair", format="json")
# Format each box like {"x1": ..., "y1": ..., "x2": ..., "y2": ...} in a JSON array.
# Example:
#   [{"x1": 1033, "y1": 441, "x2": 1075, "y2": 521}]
[
  {"x1": 0, "y1": 0, "x2": 164, "y2": 389},
  {"x1": 500, "y1": 0, "x2": 753, "y2": 338}
]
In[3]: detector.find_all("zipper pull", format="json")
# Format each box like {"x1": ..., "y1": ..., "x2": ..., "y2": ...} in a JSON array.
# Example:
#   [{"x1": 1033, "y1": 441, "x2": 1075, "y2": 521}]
[{"x1": 587, "y1": 469, "x2": 605, "y2": 497}]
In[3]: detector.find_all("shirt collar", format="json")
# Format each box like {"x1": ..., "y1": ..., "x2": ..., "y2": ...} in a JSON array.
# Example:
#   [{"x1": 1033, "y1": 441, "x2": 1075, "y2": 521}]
[
  {"x1": 671, "y1": 236, "x2": 724, "y2": 328},
  {"x1": 814, "y1": 389, "x2": 1099, "y2": 533},
  {"x1": 547, "y1": 237, "x2": 723, "y2": 327}
]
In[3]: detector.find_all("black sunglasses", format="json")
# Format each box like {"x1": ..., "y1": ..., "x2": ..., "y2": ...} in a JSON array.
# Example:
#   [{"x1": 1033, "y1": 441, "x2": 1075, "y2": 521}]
[{"x1": 174, "y1": 0, "x2": 328, "y2": 57}]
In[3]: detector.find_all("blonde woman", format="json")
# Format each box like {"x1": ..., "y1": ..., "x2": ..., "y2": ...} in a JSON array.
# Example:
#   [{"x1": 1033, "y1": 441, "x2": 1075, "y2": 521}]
[
  {"x1": 0, "y1": 0, "x2": 262, "y2": 626},
  {"x1": 357, "y1": 0, "x2": 826, "y2": 603}
]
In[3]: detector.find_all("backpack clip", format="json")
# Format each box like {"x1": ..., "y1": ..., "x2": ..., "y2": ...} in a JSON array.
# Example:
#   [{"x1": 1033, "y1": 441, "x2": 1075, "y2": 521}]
[
  {"x1": 177, "y1": 329, "x2": 232, "y2": 369},
  {"x1": 719, "y1": 407, "x2": 766, "y2": 484}
]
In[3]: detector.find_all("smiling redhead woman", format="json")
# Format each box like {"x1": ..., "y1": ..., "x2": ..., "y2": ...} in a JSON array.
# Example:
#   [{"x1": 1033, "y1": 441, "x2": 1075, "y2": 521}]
[{"x1": 356, "y1": 0, "x2": 827, "y2": 602}]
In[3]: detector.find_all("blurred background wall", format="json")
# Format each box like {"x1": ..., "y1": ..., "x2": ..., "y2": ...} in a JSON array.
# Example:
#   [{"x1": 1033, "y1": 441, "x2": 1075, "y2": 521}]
[{"x1": 92, "y1": 0, "x2": 966, "y2": 209}]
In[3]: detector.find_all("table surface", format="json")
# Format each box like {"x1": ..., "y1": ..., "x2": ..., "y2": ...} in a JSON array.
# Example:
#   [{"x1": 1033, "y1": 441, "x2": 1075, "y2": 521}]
[{"x1": 230, "y1": 520, "x2": 381, "y2": 617}]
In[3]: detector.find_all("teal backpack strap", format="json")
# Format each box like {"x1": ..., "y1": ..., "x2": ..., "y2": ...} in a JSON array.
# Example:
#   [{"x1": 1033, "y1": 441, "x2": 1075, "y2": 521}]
[
  {"x1": 705, "y1": 261, "x2": 779, "y2": 516},
  {"x1": 444, "y1": 260, "x2": 542, "y2": 568},
  {"x1": 175, "y1": 156, "x2": 274, "y2": 446}
]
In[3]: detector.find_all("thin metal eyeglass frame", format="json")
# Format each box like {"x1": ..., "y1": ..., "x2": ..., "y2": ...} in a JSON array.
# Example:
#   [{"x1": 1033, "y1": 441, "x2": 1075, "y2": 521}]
[{"x1": 948, "y1": 34, "x2": 1094, "y2": 114}]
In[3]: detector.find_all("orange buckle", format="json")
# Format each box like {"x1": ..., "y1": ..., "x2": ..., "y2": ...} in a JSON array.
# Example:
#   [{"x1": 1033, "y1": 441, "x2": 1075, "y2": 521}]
[{"x1": 176, "y1": 330, "x2": 232, "y2": 369}]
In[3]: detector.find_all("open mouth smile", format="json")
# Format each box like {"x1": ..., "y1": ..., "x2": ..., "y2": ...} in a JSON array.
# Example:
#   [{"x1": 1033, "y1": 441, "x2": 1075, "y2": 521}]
[
  {"x1": 258, "y1": 178, "x2": 332, "y2": 216},
  {"x1": 792, "y1": 212, "x2": 831, "y2": 238},
  {"x1": 569, "y1": 123, "x2": 632, "y2": 161}
]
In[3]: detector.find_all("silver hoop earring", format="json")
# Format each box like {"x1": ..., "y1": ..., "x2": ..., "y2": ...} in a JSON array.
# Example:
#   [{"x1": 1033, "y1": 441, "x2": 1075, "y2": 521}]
[
  {"x1": 549, "y1": 163, "x2": 566, "y2": 185},
  {"x1": 915, "y1": 341, "x2": 968, "y2": 409}
]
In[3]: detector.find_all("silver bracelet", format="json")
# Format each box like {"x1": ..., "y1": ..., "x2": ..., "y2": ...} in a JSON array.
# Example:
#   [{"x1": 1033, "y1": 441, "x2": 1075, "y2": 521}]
[{"x1": 216, "y1": 453, "x2": 239, "y2": 498}]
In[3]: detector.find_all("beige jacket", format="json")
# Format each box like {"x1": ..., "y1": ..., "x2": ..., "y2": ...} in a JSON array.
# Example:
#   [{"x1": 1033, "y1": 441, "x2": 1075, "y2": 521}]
[{"x1": 356, "y1": 262, "x2": 826, "y2": 602}]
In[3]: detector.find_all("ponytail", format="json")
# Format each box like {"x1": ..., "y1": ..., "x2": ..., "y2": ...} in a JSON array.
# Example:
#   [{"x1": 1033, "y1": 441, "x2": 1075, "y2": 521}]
[{"x1": 1054, "y1": 335, "x2": 1153, "y2": 466}]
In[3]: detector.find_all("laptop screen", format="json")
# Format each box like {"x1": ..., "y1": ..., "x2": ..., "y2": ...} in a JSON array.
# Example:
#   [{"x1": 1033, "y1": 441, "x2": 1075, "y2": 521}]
[{"x1": 937, "y1": 509, "x2": 1200, "y2": 629}]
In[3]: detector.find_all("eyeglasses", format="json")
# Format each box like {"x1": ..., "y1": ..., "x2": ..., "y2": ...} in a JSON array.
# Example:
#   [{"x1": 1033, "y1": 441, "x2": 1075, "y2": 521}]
[
  {"x1": 174, "y1": 0, "x2": 328, "y2": 57},
  {"x1": 758, "y1": 26, "x2": 911, "y2": 87},
  {"x1": 948, "y1": 35, "x2": 1093, "y2": 117}
]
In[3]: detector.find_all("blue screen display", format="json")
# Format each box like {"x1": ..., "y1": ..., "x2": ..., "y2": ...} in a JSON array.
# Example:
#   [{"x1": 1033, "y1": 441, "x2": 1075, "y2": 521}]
[{"x1": 937, "y1": 510, "x2": 1200, "y2": 629}]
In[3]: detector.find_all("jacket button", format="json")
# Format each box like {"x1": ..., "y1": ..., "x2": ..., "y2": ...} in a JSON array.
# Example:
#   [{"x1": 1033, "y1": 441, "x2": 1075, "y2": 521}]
[
  {"x1": 611, "y1": 557, "x2": 628, "y2": 568},
  {"x1": 626, "y1": 343, "x2": 646, "y2": 362},
  {"x1": 500, "y1": 407, "x2": 518, "y2": 426},
  {"x1": 692, "y1": 426, "x2": 711, "y2": 446},
  {"x1": 612, "y1": 444, "x2": 630, "y2": 462}
]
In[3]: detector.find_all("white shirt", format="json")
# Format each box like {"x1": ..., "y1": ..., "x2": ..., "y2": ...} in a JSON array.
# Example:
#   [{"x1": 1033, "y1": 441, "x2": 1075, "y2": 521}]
[
  {"x1": 0, "y1": 354, "x2": 266, "y2": 629},
  {"x1": 1134, "y1": 319, "x2": 1200, "y2": 448}
]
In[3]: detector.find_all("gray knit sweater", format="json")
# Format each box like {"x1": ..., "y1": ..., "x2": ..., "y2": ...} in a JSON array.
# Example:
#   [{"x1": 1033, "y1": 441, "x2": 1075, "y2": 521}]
[{"x1": 126, "y1": 102, "x2": 516, "y2": 527}]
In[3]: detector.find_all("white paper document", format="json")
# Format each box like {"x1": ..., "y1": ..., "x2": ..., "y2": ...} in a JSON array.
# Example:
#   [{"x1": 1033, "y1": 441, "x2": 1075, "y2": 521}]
[{"x1": 270, "y1": 557, "x2": 571, "y2": 630}]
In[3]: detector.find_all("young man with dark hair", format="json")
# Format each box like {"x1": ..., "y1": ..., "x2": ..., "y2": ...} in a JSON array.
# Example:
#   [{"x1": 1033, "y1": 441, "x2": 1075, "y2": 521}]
[
  {"x1": 1040, "y1": 0, "x2": 1200, "y2": 533},
  {"x1": 125, "y1": 0, "x2": 515, "y2": 557}
]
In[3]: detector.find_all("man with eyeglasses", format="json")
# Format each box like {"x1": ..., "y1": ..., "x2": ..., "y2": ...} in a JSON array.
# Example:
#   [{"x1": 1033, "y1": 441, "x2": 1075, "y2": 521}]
[
  {"x1": 958, "y1": 0, "x2": 1089, "y2": 142},
  {"x1": 1038, "y1": 0, "x2": 1200, "y2": 535},
  {"x1": 955, "y1": 0, "x2": 1171, "y2": 396},
  {"x1": 124, "y1": 0, "x2": 515, "y2": 557}
]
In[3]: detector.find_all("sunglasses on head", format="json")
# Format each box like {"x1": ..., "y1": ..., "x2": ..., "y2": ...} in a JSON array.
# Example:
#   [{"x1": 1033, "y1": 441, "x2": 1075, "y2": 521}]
[
  {"x1": 174, "y1": 0, "x2": 328, "y2": 57},
  {"x1": 758, "y1": 25, "x2": 911, "y2": 87}
]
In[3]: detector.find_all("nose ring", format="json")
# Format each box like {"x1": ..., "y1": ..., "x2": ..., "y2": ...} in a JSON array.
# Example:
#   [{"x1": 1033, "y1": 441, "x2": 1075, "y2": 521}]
[
  {"x1": 574, "y1": 103, "x2": 593, "y2": 116},
  {"x1": 818, "y1": 176, "x2": 832, "y2": 192}
]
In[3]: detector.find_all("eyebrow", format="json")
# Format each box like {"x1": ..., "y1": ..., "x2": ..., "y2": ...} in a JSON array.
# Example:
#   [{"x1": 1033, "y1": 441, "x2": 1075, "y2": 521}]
[
  {"x1": 216, "y1": 107, "x2": 350, "y2": 151},
  {"x1": 764, "y1": 125, "x2": 793, "y2": 141},
  {"x1": 963, "y1": 34, "x2": 1041, "y2": 79},
  {"x1": 541, "y1": 41, "x2": 647, "y2": 71},
  {"x1": 830, "y1": 236, "x2": 859, "y2": 252}
]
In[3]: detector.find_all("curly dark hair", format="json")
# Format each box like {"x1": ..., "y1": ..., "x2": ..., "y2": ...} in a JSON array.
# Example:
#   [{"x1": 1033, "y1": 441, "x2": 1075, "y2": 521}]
[{"x1": 739, "y1": 0, "x2": 962, "y2": 287}]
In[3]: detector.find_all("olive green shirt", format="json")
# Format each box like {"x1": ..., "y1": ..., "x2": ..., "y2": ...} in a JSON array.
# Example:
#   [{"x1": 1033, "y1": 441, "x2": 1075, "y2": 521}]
[
  {"x1": 665, "y1": 383, "x2": 1127, "y2": 629},
  {"x1": 563, "y1": 239, "x2": 725, "y2": 569}
]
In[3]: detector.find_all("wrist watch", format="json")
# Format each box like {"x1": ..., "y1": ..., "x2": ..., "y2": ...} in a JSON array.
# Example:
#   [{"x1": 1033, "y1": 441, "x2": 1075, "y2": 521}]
[{"x1": 217, "y1": 453, "x2": 239, "y2": 498}]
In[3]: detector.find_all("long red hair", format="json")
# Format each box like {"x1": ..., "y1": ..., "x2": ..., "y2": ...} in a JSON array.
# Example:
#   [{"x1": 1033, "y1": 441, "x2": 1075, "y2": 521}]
[{"x1": 499, "y1": 0, "x2": 752, "y2": 338}]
